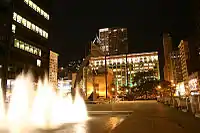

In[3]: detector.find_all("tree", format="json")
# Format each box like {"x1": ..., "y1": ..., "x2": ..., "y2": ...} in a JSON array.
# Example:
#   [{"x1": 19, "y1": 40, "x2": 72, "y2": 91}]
[
  {"x1": 132, "y1": 70, "x2": 159, "y2": 98},
  {"x1": 158, "y1": 80, "x2": 176, "y2": 100}
]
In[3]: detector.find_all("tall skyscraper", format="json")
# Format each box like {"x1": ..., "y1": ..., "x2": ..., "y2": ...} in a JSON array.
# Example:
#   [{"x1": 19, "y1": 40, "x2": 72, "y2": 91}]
[
  {"x1": 170, "y1": 50, "x2": 183, "y2": 83},
  {"x1": 0, "y1": 0, "x2": 50, "y2": 93},
  {"x1": 163, "y1": 33, "x2": 173, "y2": 82},
  {"x1": 178, "y1": 40, "x2": 190, "y2": 94},
  {"x1": 98, "y1": 27, "x2": 128, "y2": 55}
]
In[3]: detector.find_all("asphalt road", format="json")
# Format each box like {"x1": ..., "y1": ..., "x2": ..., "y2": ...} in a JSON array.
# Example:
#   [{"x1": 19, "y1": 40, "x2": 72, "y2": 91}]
[{"x1": 86, "y1": 100, "x2": 200, "y2": 133}]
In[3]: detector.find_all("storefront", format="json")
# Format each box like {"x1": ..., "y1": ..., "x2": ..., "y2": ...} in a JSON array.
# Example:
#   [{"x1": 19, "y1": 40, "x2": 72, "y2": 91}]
[
  {"x1": 188, "y1": 72, "x2": 200, "y2": 116},
  {"x1": 175, "y1": 82, "x2": 185, "y2": 97}
]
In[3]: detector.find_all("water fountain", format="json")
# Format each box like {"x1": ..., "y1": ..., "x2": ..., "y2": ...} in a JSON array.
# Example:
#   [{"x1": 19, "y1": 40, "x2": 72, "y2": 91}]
[{"x1": 0, "y1": 72, "x2": 88, "y2": 133}]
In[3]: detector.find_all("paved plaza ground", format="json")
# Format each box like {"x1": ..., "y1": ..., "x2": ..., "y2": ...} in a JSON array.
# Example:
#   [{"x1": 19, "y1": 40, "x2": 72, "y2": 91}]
[
  {"x1": 86, "y1": 100, "x2": 200, "y2": 133},
  {"x1": 48, "y1": 100, "x2": 200, "y2": 133}
]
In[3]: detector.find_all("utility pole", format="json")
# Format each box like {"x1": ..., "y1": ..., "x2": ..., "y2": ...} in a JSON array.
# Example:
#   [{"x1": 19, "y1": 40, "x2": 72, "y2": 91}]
[{"x1": 105, "y1": 55, "x2": 108, "y2": 98}]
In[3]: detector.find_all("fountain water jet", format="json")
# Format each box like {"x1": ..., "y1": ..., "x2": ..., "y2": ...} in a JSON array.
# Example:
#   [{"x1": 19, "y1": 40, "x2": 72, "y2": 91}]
[{"x1": 0, "y1": 72, "x2": 88, "y2": 133}]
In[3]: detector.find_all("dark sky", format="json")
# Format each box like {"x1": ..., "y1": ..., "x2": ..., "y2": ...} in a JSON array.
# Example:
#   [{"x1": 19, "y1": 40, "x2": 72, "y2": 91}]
[{"x1": 50, "y1": 0, "x2": 192, "y2": 72}]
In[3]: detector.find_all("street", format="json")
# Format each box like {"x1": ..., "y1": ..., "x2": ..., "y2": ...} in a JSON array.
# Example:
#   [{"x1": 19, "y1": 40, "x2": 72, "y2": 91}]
[{"x1": 86, "y1": 100, "x2": 200, "y2": 133}]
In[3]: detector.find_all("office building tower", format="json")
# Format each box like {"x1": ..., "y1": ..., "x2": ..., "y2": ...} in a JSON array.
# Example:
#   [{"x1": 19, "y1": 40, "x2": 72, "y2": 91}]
[
  {"x1": 178, "y1": 40, "x2": 189, "y2": 88},
  {"x1": 163, "y1": 33, "x2": 173, "y2": 82},
  {"x1": 89, "y1": 52, "x2": 160, "y2": 90},
  {"x1": 0, "y1": 0, "x2": 50, "y2": 92},
  {"x1": 170, "y1": 50, "x2": 183, "y2": 83},
  {"x1": 98, "y1": 27, "x2": 128, "y2": 55}
]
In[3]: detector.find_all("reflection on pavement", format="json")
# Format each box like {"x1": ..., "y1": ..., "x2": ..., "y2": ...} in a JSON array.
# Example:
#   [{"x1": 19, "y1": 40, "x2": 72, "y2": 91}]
[{"x1": 53, "y1": 116, "x2": 126, "y2": 133}]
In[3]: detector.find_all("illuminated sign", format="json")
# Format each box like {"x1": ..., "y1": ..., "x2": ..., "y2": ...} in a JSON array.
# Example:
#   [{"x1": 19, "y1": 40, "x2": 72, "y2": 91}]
[{"x1": 189, "y1": 78, "x2": 198, "y2": 91}]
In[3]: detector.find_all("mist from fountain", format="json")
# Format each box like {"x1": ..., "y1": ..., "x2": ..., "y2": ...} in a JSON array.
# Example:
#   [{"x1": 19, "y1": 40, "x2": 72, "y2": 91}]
[{"x1": 0, "y1": 72, "x2": 88, "y2": 133}]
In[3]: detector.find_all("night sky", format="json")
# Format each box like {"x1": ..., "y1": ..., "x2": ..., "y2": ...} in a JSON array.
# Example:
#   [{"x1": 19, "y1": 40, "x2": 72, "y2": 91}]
[{"x1": 50, "y1": 0, "x2": 192, "y2": 73}]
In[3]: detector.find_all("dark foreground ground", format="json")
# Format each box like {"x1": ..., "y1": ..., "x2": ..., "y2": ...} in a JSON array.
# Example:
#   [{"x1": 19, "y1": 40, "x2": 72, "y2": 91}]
[{"x1": 45, "y1": 100, "x2": 200, "y2": 133}]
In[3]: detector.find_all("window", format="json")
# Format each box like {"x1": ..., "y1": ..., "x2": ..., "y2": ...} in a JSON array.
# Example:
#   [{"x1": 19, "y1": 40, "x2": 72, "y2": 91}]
[
  {"x1": 29, "y1": 0, "x2": 33, "y2": 7},
  {"x1": 24, "y1": 0, "x2": 29, "y2": 4},
  {"x1": 13, "y1": 12, "x2": 48, "y2": 39},
  {"x1": 14, "y1": 38, "x2": 42, "y2": 56},
  {"x1": 19, "y1": 41, "x2": 24, "y2": 50},
  {"x1": 29, "y1": 46, "x2": 33, "y2": 53},
  {"x1": 24, "y1": 0, "x2": 49, "y2": 20},
  {"x1": 39, "y1": 29, "x2": 43, "y2": 36},
  {"x1": 34, "y1": 48, "x2": 38, "y2": 55},
  {"x1": 31, "y1": 24, "x2": 35, "y2": 30},
  {"x1": 36, "y1": 6, "x2": 40, "y2": 13},
  {"x1": 45, "y1": 33, "x2": 48, "y2": 38},
  {"x1": 14, "y1": 39, "x2": 19, "y2": 48},
  {"x1": 13, "y1": 12, "x2": 17, "y2": 21},
  {"x1": 35, "y1": 26, "x2": 39, "y2": 33},
  {"x1": 17, "y1": 15, "x2": 22, "y2": 23},
  {"x1": 32, "y1": 3, "x2": 36, "y2": 10},
  {"x1": 22, "y1": 18, "x2": 26, "y2": 26},
  {"x1": 26, "y1": 21, "x2": 31, "y2": 29},
  {"x1": 37, "y1": 59, "x2": 41, "y2": 67},
  {"x1": 24, "y1": 43, "x2": 29, "y2": 51},
  {"x1": 41, "y1": 10, "x2": 44, "y2": 15},
  {"x1": 39, "y1": 50, "x2": 41, "y2": 56},
  {"x1": 12, "y1": 24, "x2": 16, "y2": 33}
]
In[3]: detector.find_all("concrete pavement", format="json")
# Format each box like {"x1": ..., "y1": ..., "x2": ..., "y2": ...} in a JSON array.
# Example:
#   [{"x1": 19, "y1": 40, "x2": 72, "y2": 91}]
[{"x1": 87, "y1": 100, "x2": 200, "y2": 133}]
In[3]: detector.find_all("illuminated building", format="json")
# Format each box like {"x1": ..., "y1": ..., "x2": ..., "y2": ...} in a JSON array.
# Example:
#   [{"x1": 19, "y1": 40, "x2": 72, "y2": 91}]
[
  {"x1": 178, "y1": 40, "x2": 189, "y2": 85},
  {"x1": 188, "y1": 72, "x2": 200, "y2": 96},
  {"x1": 97, "y1": 27, "x2": 128, "y2": 55},
  {"x1": 0, "y1": 0, "x2": 50, "y2": 94},
  {"x1": 175, "y1": 82, "x2": 185, "y2": 96},
  {"x1": 89, "y1": 52, "x2": 160, "y2": 90},
  {"x1": 49, "y1": 51, "x2": 58, "y2": 90},
  {"x1": 163, "y1": 33, "x2": 173, "y2": 82},
  {"x1": 170, "y1": 50, "x2": 183, "y2": 83}
]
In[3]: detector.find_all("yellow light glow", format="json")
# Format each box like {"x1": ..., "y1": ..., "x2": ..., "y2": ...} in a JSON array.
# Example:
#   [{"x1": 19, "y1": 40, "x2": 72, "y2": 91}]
[{"x1": 0, "y1": 73, "x2": 88, "y2": 132}]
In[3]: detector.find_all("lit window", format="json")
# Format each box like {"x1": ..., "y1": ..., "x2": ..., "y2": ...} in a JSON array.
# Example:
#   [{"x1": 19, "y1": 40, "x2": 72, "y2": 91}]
[
  {"x1": 22, "y1": 18, "x2": 27, "y2": 26},
  {"x1": 35, "y1": 26, "x2": 39, "y2": 33},
  {"x1": 39, "y1": 50, "x2": 41, "y2": 56},
  {"x1": 44, "y1": 12, "x2": 47, "y2": 19},
  {"x1": 17, "y1": 15, "x2": 22, "y2": 23},
  {"x1": 24, "y1": 0, "x2": 49, "y2": 20},
  {"x1": 42, "y1": 31, "x2": 46, "y2": 37},
  {"x1": 32, "y1": 3, "x2": 36, "y2": 10},
  {"x1": 46, "y1": 33, "x2": 48, "y2": 38},
  {"x1": 24, "y1": 43, "x2": 29, "y2": 51},
  {"x1": 13, "y1": 12, "x2": 17, "y2": 21},
  {"x1": 14, "y1": 38, "x2": 42, "y2": 56},
  {"x1": 27, "y1": 21, "x2": 31, "y2": 29},
  {"x1": 34, "y1": 48, "x2": 38, "y2": 55},
  {"x1": 28, "y1": 0, "x2": 33, "y2": 7},
  {"x1": 12, "y1": 24, "x2": 16, "y2": 33},
  {"x1": 31, "y1": 24, "x2": 35, "y2": 30},
  {"x1": 24, "y1": 0, "x2": 29, "y2": 4},
  {"x1": 36, "y1": 6, "x2": 40, "y2": 13},
  {"x1": 39, "y1": 29, "x2": 43, "y2": 36},
  {"x1": 41, "y1": 10, "x2": 44, "y2": 15},
  {"x1": 13, "y1": 12, "x2": 48, "y2": 39},
  {"x1": 14, "y1": 39, "x2": 19, "y2": 48},
  {"x1": 29, "y1": 46, "x2": 33, "y2": 53},
  {"x1": 19, "y1": 41, "x2": 24, "y2": 50},
  {"x1": 37, "y1": 59, "x2": 41, "y2": 67}
]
